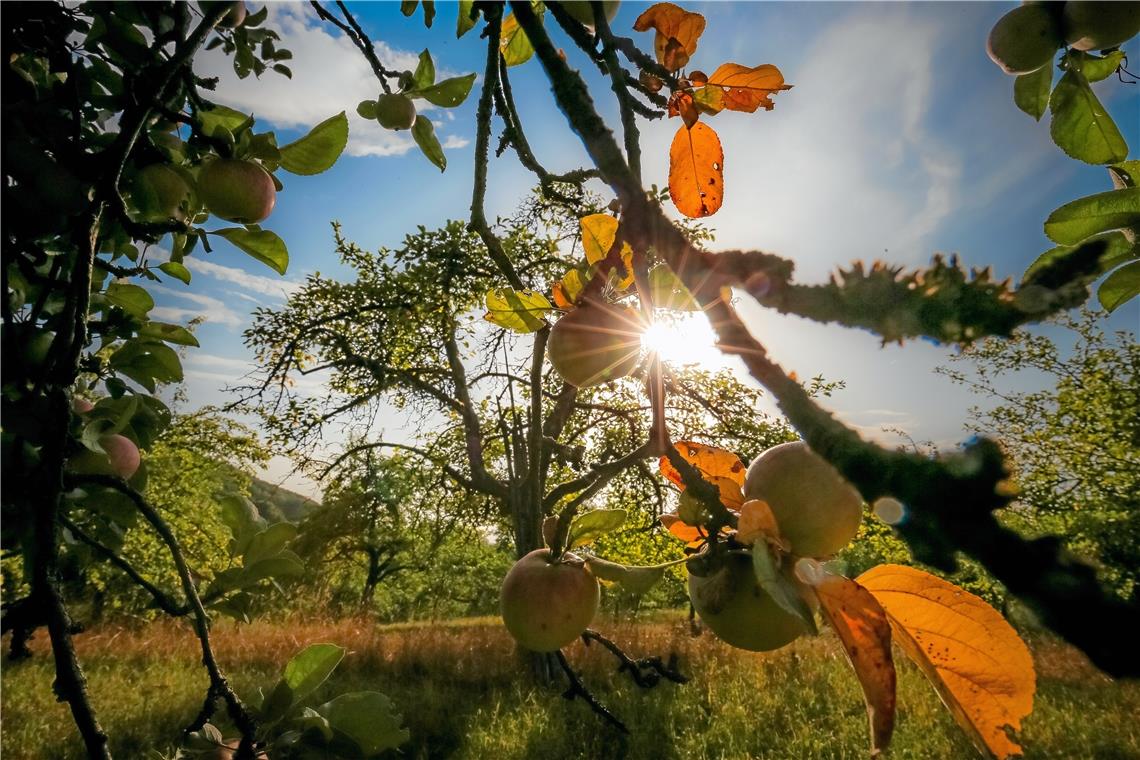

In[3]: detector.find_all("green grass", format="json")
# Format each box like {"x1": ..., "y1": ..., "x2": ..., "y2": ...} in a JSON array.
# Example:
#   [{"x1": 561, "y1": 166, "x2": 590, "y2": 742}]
[{"x1": 3, "y1": 613, "x2": 1138, "y2": 759}]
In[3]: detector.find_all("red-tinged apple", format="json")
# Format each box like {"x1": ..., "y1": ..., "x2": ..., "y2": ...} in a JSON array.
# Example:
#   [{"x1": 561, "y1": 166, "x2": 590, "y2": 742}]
[
  {"x1": 198, "y1": 159, "x2": 276, "y2": 224},
  {"x1": 499, "y1": 549, "x2": 600, "y2": 652},
  {"x1": 67, "y1": 434, "x2": 141, "y2": 480}
]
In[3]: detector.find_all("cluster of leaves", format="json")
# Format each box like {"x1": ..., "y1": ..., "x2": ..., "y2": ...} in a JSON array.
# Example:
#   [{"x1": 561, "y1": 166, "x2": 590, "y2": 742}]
[
  {"x1": 995, "y1": 20, "x2": 1140, "y2": 312},
  {"x1": 649, "y1": 441, "x2": 1036, "y2": 759},
  {"x1": 185, "y1": 643, "x2": 408, "y2": 758}
]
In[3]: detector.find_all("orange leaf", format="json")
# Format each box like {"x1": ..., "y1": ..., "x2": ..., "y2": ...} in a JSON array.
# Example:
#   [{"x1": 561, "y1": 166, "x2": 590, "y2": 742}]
[
  {"x1": 815, "y1": 573, "x2": 896, "y2": 756},
  {"x1": 668, "y1": 91, "x2": 700, "y2": 128},
  {"x1": 736, "y1": 499, "x2": 783, "y2": 547},
  {"x1": 659, "y1": 441, "x2": 745, "y2": 489},
  {"x1": 698, "y1": 62, "x2": 791, "y2": 114},
  {"x1": 552, "y1": 268, "x2": 586, "y2": 309},
  {"x1": 633, "y1": 3, "x2": 706, "y2": 71},
  {"x1": 659, "y1": 512, "x2": 703, "y2": 546},
  {"x1": 668, "y1": 122, "x2": 724, "y2": 219},
  {"x1": 857, "y1": 565, "x2": 1036, "y2": 760}
]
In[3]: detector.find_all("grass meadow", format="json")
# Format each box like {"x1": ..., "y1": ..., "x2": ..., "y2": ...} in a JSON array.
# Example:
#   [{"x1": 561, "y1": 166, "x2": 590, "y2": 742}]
[{"x1": 2, "y1": 613, "x2": 1138, "y2": 759}]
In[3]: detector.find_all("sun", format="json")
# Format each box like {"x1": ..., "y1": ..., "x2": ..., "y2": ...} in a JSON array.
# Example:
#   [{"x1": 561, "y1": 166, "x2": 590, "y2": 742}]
[{"x1": 639, "y1": 313, "x2": 730, "y2": 369}]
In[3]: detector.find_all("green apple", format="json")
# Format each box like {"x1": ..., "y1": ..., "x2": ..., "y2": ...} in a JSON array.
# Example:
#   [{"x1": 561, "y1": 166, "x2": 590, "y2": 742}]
[
  {"x1": 131, "y1": 164, "x2": 192, "y2": 222},
  {"x1": 561, "y1": 1, "x2": 620, "y2": 27},
  {"x1": 1063, "y1": 1, "x2": 1140, "y2": 51},
  {"x1": 547, "y1": 300, "x2": 642, "y2": 388},
  {"x1": 500, "y1": 549, "x2": 600, "y2": 652},
  {"x1": 375, "y1": 93, "x2": 417, "y2": 131},
  {"x1": 987, "y1": 4, "x2": 1063, "y2": 74},
  {"x1": 688, "y1": 554, "x2": 811, "y2": 652},
  {"x1": 744, "y1": 441, "x2": 863, "y2": 558},
  {"x1": 198, "y1": 158, "x2": 276, "y2": 224}
]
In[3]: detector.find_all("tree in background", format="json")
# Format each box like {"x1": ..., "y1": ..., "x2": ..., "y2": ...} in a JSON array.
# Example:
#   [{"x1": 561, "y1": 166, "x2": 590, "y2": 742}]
[{"x1": 939, "y1": 310, "x2": 1140, "y2": 601}]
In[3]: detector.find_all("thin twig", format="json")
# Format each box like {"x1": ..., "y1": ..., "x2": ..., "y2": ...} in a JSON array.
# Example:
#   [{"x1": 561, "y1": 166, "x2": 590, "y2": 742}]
[
  {"x1": 582, "y1": 629, "x2": 689, "y2": 688},
  {"x1": 555, "y1": 649, "x2": 629, "y2": 734}
]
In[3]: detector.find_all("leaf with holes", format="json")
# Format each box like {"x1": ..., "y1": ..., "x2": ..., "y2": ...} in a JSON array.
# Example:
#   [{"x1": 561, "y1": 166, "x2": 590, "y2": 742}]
[
  {"x1": 815, "y1": 573, "x2": 896, "y2": 756},
  {"x1": 695, "y1": 63, "x2": 791, "y2": 115},
  {"x1": 669, "y1": 122, "x2": 724, "y2": 218},
  {"x1": 858, "y1": 565, "x2": 1036, "y2": 760}
]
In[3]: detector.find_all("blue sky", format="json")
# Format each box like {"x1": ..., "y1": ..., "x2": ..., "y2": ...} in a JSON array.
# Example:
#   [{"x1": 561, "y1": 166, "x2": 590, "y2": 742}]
[{"x1": 164, "y1": 2, "x2": 1139, "y2": 496}]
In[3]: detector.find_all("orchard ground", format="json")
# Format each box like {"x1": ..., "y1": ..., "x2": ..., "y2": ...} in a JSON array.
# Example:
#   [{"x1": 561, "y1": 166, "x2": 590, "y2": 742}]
[{"x1": 3, "y1": 614, "x2": 1137, "y2": 759}]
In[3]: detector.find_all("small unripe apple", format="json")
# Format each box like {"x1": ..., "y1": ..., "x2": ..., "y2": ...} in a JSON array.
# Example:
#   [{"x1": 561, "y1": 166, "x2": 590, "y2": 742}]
[
  {"x1": 561, "y1": 1, "x2": 620, "y2": 27},
  {"x1": 375, "y1": 93, "x2": 417, "y2": 131},
  {"x1": 987, "y1": 4, "x2": 1063, "y2": 75},
  {"x1": 131, "y1": 164, "x2": 192, "y2": 222},
  {"x1": 198, "y1": 159, "x2": 276, "y2": 224},
  {"x1": 500, "y1": 548, "x2": 600, "y2": 652},
  {"x1": 67, "y1": 434, "x2": 141, "y2": 480},
  {"x1": 1063, "y1": 1, "x2": 1140, "y2": 51},
  {"x1": 200, "y1": 1, "x2": 248, "y2": 29},
  {"x1": 744, "y1": 441, "x2": 862, "y2": 558},
  {"x1": 547, "y1": 300, "x2": 642, "y2": 388},
  {"x1": 688, "y1": 554, "x2": 811, "y2": 652}
]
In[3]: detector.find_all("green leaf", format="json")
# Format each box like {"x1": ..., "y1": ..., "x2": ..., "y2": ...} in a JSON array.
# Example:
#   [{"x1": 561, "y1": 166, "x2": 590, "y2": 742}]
[
  {"x1": 356, "y1": 99, "x2": 377, "y2": 120},
  {"x1": 219, "y1": 494, "x2": 267, "y2": 544},
  {"x1": 109, "y1": 340, "x2": 183, "y2": 391},
  {"x1": 584, "y1": 557, "x2": 668, "y2": 595},
  {"x1": 422, "y1": 0, "x2": 435, "y2": 27},
  {"x1": 211, "y1": 228, "x2": 289, "y2": 274},
  {"x1": 483, "y1": 287, "x2": 552, "y2": 332},
  {"x1": 457, "y1": 0, "x2": 479, "y2": 37},
  {"x1": 317, "y1": 691, "x2": 410, "y2": 756},
  {"x1": 243, "y1": 522, "x2": 299, "y2": 566},
  {"x1": 158, "y1": 261, "x2": 191, "y2": 284},
  {"x1": 138, "y1": 322, "x2": 199, "y2": 347},
  {"x1": 567, "y1": 508, "x2": 626, "y2": 549},
  {"x1": 500, "y1": 10, "x2": 538, "y2": 67},
  {"x1": 752, "y1": 545, "x2": 818, "y2": 634},
  {"x1": 414, "y1": 73, "x2": 476, "y2": 108},
  {"x1": 104, "y1": 283, "x2": 154, "y2": 318},
  {"x1": 259, "y1": 679, "x2": 294, "y2": 723},
  {"x1": 411, "y1": 115, "x2": 446, "y2": 172},
  {"x1": 1049, "y1": 68, "x2": 1128, "y2": 165},
  {"x1": 282, "y1": 643, "x2": 346, "y2": 703},
  {"x1": 1078, "y1": 50, "x2": 1125, "y2": 83},
  {"x1": 241, "y1": 552, "x2": 305, "y2": 585},
  {"x1": 412, "y1": 49, "x2": 435, "y2": 90},
  {"x1": 400, "y1": 0, "x2": 418, "y2": 16},
  {"x1": 293, "y1": 707, "x2": 333, "y2": 741},
  {"x1": 279, "y1": 112, "x2": 348, "y2": 175},
  {"x1": 1044, "y1": 187, "x2": 1140, "y2": 245},
  {"x1": 199, "y1": 104, "x2": 252, "y2": 139},
  {"x1": 1023, "y1": 231, "x2": 1136, "y2": 285},
  {"x1": 1109, "y1": 160, "x2": 1140, "y2": 189},
  {"x1": 1013, "y1": 64, "x2": 1051, "y2": 122},
  {"x1": 1098, "y1": 260, "x2": 1140, "y2": 313}
]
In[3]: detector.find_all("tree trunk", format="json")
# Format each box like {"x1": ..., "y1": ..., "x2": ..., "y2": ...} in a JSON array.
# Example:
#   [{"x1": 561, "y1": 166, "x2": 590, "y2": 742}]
[{"x1": 360, "y1": 547, "x2": 381, "y2": 608}]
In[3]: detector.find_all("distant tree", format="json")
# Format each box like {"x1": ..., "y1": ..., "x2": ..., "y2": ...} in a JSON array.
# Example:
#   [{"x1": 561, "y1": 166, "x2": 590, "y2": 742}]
[{"x1": 939, "y1": 310, "x2": 1140, "y2": 601}]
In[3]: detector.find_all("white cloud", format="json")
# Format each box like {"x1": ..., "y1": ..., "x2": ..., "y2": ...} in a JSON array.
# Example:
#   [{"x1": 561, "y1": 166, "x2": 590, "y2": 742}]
[
  {"x1": 185, "y1": 257, "x2": 302, "y2": 299},
  {"x1": 196, "y1": 3, "x2": 470, "y2": 159},
  {"x1": 149, "y1": 284, "x2": 244, "y2": 327}
]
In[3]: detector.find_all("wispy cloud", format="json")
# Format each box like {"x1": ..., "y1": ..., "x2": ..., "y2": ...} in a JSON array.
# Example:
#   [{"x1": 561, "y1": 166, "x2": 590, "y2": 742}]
[
  {"x1": 185, "y1": 257, "x2": 301, "y2": 299},
  {"x1": 196, "y1": 3, "x2": 471, "y2": 159},
  {"x1": 149, "y1": 284, "x2": 244, "y2": 327}
]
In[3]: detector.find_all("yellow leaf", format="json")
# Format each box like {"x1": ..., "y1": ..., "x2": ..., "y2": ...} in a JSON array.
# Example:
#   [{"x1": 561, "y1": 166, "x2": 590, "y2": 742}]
[
  {"x1": 500, "y1": 11, "x2": 537, "y2": 67},
  {"x1": 815, "y1": 573, "x2": 896, "y2": 757},
  {"x1": 552, "y1": 268, "x2": 586, "y2": 309},
  {"x1": 857, "y1": 565, "x2": 1036, "y2": 760},
  {"x1": 698, "y1": 62, "x2": 791, "y2": 114},
  {"x1": 668, "y1": 121, "x2": 724, "y2": 219},
  {"x1": 633, "y1": 3, "x2": 706, "y2": 71},
  {"x1": 484, "y1": 287, "x2": 552, "y2": 333},
  {"x1": 579, "y1": 214, "x2": 634, "y2": 290}
]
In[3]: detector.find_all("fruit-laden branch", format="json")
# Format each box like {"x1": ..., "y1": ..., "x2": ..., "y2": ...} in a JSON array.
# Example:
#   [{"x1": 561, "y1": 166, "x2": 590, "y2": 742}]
[
  {"x1": 509, "y1": 0, "x2": 1140, "y2": 677},
  {"x1": 69, "y1": 474, "x2": 260, "y2": 753}
]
